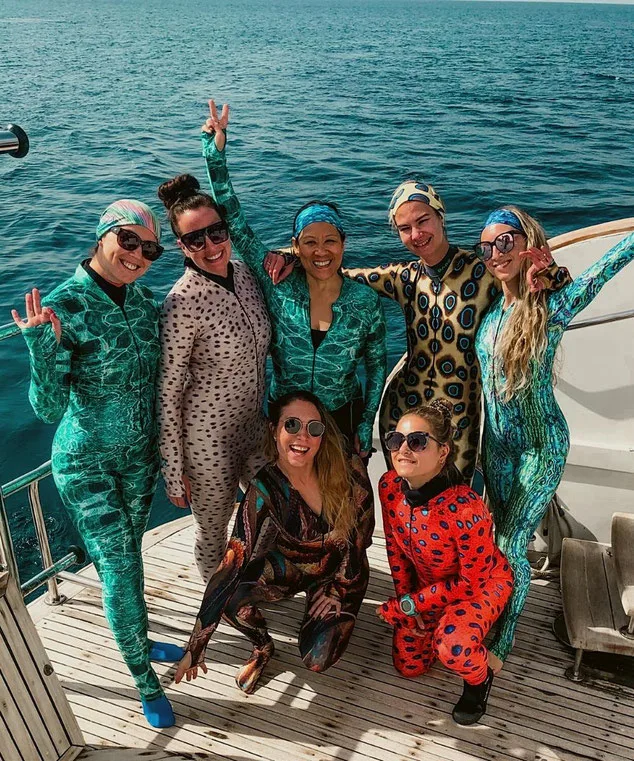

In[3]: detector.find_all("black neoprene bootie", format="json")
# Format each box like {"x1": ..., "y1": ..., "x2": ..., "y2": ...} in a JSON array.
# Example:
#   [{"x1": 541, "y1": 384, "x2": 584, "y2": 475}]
[{"x1": 451, "y1": 667, "x2": 494, "y2": 725}]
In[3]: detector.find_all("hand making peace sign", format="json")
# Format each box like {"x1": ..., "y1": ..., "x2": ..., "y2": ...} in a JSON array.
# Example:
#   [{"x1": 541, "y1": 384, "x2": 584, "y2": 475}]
[{"x1": 202, "y1": 99, "x2": 230, "y2": 152}]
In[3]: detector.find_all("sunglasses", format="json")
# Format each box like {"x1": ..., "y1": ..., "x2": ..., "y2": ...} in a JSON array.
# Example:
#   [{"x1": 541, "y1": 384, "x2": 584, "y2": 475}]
[
  {"x1": 474, "y1": 230, "x2": 526, "y2": 262},
  {"x1": 111, "y1": 227, "x2": 164, "y2": 261},
  {"x1": 384, "y1": 430, "x2": 442, "y2": 453},
  {"x1": 283, "y1": 417, "x2": 326, "y2": 437},
  {"x1": 179, "y1": 221, "x2": 230, "y2": 253}
]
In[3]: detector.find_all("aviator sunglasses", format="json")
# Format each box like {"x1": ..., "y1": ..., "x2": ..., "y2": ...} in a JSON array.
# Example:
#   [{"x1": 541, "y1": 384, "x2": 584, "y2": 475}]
[
  {"x1": 384, "y1": 430, "x2": 442, "y2": 453},
  {"x1": 474, "y1": 230, "x2": 525, "y2": 262},
  {"x1": 179, "y1": 221, "x2": 230, "y2": 253},
  {"x1": 111, "y1": 227, "x2": 164, "y2": 261},
  {"x1": 283, "y1": 417, "x2": 326, "y2": 438}
]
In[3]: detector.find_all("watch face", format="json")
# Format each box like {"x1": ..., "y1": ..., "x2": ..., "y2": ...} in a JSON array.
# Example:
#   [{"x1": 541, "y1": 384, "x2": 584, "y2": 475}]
[{"x1": 399, "y1": 596, "x2": 415, "y2": 615}]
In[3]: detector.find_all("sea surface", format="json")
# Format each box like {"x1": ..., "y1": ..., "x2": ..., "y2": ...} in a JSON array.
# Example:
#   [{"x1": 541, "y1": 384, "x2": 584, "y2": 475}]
[{"x1": 1, "y1": 0, "x2": 633, "y2": 586}]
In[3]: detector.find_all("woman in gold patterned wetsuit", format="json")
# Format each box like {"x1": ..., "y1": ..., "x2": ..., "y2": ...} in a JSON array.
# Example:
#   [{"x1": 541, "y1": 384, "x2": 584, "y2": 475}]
[{"x1": 342, "y1": 182, "x2": 569, "y2": 479}]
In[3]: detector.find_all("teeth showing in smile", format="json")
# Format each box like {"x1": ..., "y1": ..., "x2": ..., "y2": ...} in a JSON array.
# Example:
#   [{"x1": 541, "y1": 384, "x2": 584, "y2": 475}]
[
  {"x1": 290, "y1": 445, "x2": 309, "y2": 454},
  {"x1": 121, "y1": 260, "x2": 140, "y2": 271},
  {"x1": 313, "y1": 260, "x2": 332, "y2": 268},
  {"x1": 205, "y1": 251, "x2": 224, "y2": 262}
]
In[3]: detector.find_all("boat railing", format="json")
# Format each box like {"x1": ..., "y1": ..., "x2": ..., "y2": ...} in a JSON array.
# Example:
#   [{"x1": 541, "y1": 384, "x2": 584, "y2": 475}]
[{"x1": 1, "y1": 300, "x2": 633, "y2": 604}]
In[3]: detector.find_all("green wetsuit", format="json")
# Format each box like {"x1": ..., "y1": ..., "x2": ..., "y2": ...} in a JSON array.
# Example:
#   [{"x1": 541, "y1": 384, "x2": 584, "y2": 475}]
[
  {"x1": 202, "y1": 133, "x2": 387, "y2": 452},
  {"x1": 475, "y1": 231, "x2": 634, "y2": 662},
  {"x1": 22, "y1": 263, "x2": 163, "y2": 700}
]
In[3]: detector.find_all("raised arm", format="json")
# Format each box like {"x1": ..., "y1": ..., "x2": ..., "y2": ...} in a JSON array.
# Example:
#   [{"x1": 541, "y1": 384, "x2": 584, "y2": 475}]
[
  {"x1": 549, "y1": 231, "x2": 634, "y2": 328},
  {"x1": 13, "y1": 289, "x2": 71, "y2": 424},
  {"x1": 357, "y1": 296, "x2": 387, "y2": 453},
  {"x1": 158, "y1": 291, "x2": 197, "y2": 506},
  {"x1": 201, "y1": 101, "x2": 271, "y2": 296}
]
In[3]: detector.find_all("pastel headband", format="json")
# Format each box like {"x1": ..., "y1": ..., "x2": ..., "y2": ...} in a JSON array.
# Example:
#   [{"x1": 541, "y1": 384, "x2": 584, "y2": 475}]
[{"x1": 96, "y1": 199, "x2": 162, "y2": 242}]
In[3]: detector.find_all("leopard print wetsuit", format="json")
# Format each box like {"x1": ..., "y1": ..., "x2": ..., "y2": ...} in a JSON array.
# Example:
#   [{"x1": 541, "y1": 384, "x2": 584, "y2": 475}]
[{"x1": 158, "y1": 260, "x2": 271, "y2": 581}]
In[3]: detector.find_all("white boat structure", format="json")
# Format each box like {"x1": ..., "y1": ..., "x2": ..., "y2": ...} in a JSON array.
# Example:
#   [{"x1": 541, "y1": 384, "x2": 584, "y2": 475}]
[{"x1": 0, "y1": 214, "x2": 633, "y2": 761}]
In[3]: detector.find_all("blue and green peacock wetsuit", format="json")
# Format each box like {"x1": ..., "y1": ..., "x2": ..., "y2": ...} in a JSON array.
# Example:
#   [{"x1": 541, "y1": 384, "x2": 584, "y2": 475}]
[
  {"x1": 22, "y1": 263, "x2": 164, "y2": 700},
  {"x1": 475, "y1": 231, "x2": 634, "y2": 662},
  {"x1": 201, "y1": 133, "x2": 387, "y2": 452}
]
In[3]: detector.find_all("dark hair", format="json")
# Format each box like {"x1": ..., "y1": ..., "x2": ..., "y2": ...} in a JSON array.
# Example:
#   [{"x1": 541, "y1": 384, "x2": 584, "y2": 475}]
[
  {"x1": 157, "y1": 174, "x2": 222, "y2": 237},
  {"x1": 291, "y1": 199, "x2": 346, "y2": 242},
  {"x1": 403, "y1": 398, "x2": 458, "y2": 475}
]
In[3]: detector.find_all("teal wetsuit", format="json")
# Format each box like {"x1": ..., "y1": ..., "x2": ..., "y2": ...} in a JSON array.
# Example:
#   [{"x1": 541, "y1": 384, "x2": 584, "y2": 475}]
[
  {"x1": 22, "y1": 263, "x2": 164, "y2": 700},
  {"x1": 475, "y1": 231, "x2": 634, "y2": 662},
  {"x1": 202, "y1": 133, "x2": 387, "y2": 452}
]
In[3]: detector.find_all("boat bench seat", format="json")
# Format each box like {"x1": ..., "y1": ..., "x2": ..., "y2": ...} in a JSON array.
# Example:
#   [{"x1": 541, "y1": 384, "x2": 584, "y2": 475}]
[{"x1": 560, "y1": 512, "x2": 634, "y2": 676}]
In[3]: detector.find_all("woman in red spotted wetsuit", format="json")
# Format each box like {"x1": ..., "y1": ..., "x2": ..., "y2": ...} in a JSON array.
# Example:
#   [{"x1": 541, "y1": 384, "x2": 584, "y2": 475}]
[{"x1": 377, "y1": 399, "x2": 513, "y2": 725}]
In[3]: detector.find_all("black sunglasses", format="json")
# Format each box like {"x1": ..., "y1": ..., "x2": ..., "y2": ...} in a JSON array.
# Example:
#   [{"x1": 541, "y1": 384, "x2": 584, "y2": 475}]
[
  {"x1": 283, "y1": 417, "x2": 326, "y2": 437},
  {"x1": 384, "y1": 430, "x2": 442, "y2": 453},
  {"x1": 179, "y1": 221, "x2": 230, "y2": 252},
  {"x1": 474, "y1": 230, "x2": 525, "y2": 262},
  {"x1": 111, "y1": 227, "x2": 164, "y2": 261}
]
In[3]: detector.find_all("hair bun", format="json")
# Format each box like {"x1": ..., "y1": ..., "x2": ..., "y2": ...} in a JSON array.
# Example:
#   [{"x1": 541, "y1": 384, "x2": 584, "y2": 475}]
[
  {"x1": 157, "y1": 174, "x2": 201, "y2": 210},
  {"x1": 429, "y1": 398, "x2": 453, "y2": 422}
]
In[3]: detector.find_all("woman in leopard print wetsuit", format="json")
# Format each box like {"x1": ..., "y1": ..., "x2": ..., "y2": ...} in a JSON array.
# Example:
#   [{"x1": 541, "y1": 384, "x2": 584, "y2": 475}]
[{"x1": 157, "y1": 175, "x2": 271, "y2": 582}]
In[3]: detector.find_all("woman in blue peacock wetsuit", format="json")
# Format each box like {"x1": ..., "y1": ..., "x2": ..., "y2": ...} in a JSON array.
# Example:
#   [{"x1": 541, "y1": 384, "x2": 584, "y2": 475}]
[
  {"x1": 474, "y1": 206, "x2": 634, "y2": 671},
  {"x1": 12, "y1": 200, "x2": 182, "y2": 729},
  {"x1": 200, "y1": 101, "x2": 387, "y2": 459}
]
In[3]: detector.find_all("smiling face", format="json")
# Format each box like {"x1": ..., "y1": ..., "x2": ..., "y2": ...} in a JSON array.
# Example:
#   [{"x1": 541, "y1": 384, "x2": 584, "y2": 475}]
[
  {"x1": 480, "y1": 223, "x2": 525, "y2": 284},
  {"x1": 293, "y1": 222, "x2": 344, "y2": 281},
  {"x1": 393, "y1": 201, "x2": 448, "y2": 265},
  {"x1": 176, "y1": 205, "x2": 232, "y2": 277},
  {"x1": 274, "y1": 399, "x2": 324, "y2": 471},
  {"x1": 91, "y1": 225, "x2": 155, "y2": 286},
  {"x1": 391, "y1": 413, "x2": 449, "y2": 489}
]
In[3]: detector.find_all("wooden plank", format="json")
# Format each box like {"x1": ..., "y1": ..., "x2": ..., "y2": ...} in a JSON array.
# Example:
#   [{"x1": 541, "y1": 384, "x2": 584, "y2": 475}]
[
  {"x1": 0, "y1": 711, "x2": 25, "y2": 761},
  {"x1": 38, "y1": 610, "x2": 634, "y2": 761},
  {"x1": 79, "y1": 750, "x2": 218, "y2": 760},
  {"x1": 0, "y1": 620, "x2": 61, "y2": 759},
  {"x1": 0, "y1": 667, "x2": 43, "y2": 761},
  {"x1": 1, "y1": 576, "x2": 84, "y2": 749}
]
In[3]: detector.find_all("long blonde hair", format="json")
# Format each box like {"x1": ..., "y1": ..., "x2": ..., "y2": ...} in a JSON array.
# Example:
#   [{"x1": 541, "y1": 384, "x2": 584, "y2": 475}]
[
  {"x1": 266, "y1": 391, "x2": 356, "y2": 540},
  {"x1": 491, "y1": 206, "x2": 550, "y2": 401}
]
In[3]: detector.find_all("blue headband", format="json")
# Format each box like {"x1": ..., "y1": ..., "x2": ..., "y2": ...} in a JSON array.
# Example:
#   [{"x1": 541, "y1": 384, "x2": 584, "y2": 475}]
[
  {"x1": 483, "y1": 209, "x2": 524, "y2": 232},
  {"x1": 293, "y1": 204, "x2": 345, "y2": 240}
]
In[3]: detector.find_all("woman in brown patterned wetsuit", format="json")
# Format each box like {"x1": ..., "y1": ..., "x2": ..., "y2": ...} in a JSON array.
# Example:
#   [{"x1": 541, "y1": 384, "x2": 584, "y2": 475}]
[{"x1": 175, "y1": 390, "x2": 374, "y2": 694}]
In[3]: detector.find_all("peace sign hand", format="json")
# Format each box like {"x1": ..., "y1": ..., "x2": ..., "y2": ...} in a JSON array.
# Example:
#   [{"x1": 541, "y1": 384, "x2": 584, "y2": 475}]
[
  {"x1": 519, "y1": 245, "x2": 554, "y2": 293},
  {"x1": 12, "y1": 288, "x2": 62, "y2": 343},
  {"x1": 202, "y1": 99, "x2": 230, "y2": 152}
]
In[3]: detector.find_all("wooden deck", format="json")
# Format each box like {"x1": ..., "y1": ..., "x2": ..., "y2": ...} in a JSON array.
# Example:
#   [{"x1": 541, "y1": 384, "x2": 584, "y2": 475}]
[{"x1": 29, "y1": 516, "x2": 634, "y2": 761}]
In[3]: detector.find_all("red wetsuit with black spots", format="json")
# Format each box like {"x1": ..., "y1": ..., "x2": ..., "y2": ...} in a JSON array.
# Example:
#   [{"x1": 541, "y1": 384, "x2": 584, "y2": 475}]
[{"x1": 378, "y1": 469, "x2": 513, "y2": 685}]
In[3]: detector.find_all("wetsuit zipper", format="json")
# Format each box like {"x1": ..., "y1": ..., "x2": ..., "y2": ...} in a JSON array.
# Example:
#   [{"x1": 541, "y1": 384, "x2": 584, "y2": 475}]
[
  {"x1": 233, "y1": 290, "x2": 261, "y2": 404},
  {"x1": 490, "y1": 306, "x2": 506, "y2": 435}
]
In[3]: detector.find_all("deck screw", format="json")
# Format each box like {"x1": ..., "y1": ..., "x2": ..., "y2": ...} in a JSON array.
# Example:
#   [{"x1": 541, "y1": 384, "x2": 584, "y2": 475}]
[{"x1": 43, "y1": 664, "x2": 54, "y2": 676}]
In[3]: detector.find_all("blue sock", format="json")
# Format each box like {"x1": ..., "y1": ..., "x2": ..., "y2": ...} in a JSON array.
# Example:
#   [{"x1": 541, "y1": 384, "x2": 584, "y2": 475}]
[
  {"x1": 149, "y1": 641, "x2": 185, "y2": 663},
  {"x1": 141, "y1": 694, "x2": 175, "y2": 728}
]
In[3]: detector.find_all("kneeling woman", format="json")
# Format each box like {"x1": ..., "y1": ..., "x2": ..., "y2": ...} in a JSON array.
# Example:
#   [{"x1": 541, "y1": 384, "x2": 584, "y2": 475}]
[
  {"x1": 175, "y1": 390, "x2": 374, "y2": 693},
  {"x1": 12, "y1": 201, "x2": 179, "y2": 728},
  {"x1": 377, "y1": 400, "x2": 513, "y2": 725}
]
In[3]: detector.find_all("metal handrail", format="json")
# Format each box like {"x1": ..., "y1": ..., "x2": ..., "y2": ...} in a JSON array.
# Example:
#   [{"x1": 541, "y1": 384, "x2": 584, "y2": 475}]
[{"x1": 567, "y1": 308, "x2": 634, "y2": 331}]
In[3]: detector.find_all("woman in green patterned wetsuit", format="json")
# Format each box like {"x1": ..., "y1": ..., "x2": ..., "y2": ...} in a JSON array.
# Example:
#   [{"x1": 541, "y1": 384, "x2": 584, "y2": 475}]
[
  {"x1": 201, "y1": 101, "x2": 387, "y2": 458},
  {"x1": 474, "y1": 207, "x2": 634, "y2": 672},
  {"x1": 12, "y1": 200, "x2": 181, "y2": 728}
]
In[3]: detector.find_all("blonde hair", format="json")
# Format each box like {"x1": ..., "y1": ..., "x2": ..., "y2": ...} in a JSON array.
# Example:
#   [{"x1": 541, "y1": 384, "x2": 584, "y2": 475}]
[
  {"x1": 490, "y1": 206, "x2": 550, "y2": 401},
  {"x1": 267, "y1": 391, "x2": 356, "y2": 540}
]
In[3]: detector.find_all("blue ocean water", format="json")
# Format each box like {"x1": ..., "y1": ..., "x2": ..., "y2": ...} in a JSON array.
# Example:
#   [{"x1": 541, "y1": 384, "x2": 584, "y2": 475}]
[{"x1": 1, "y1": 0, "x2": 633, "y2": 585}]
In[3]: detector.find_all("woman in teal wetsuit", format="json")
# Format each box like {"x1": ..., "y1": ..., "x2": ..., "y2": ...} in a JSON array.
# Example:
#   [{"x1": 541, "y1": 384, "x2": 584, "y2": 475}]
[
  {"x1": 12, "y1": 200, "x2": 182, "y2": 728},
  {"x1": 474, "y1": 206, "x2": 634, "y2": 671},
  {"x1": 200, "y1": 101, "x2": 387, "y2": 458}
]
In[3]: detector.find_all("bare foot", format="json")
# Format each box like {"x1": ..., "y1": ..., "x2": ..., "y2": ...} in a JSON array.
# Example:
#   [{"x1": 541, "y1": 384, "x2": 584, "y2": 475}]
[
  {"x1": 235, "y1": 641, "x2": 275, "y2": 694},
  {"x1": 488, "y1": 651, "x2": 504, "y2": 674}
]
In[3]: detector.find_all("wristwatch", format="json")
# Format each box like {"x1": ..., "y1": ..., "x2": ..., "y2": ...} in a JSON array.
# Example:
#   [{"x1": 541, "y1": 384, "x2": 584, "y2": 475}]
[{"x1": 398, "y1": 593, "x2": 417, "y2": 617}]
